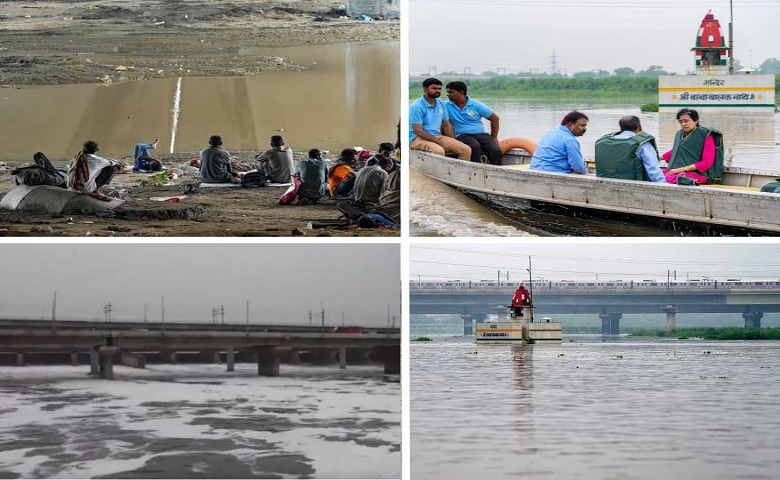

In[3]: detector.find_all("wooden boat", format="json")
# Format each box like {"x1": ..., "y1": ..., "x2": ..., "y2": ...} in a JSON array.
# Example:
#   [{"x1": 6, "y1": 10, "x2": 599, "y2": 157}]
[{"x1": 410, "y1": 148, "x2": 780, "y2": 235}]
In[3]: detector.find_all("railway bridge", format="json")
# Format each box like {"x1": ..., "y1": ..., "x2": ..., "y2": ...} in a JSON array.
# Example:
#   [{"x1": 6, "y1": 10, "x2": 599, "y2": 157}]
[
  {"x1": 410, "y1": 284, "x2": 780, "y2": 335},
  {"x1": 0, "y1": 319, "x2": 400, "y2": 379}
]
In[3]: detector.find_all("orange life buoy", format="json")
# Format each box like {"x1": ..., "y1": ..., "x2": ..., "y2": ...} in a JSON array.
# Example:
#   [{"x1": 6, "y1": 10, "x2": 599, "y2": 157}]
[{"x1": 499, "y1": 137, "x2": 538, "y2": 155}]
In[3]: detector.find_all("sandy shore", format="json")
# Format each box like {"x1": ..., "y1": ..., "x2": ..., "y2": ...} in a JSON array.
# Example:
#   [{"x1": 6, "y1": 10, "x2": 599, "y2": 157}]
[{"x1": 0, "y1": 151, "x2": 398, "y2": 237}]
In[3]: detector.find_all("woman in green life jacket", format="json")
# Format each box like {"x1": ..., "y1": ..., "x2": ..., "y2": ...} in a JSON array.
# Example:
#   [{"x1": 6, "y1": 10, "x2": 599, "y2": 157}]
[{"x1": 663, "y1": 108, "x2": 724, "y2": 185}]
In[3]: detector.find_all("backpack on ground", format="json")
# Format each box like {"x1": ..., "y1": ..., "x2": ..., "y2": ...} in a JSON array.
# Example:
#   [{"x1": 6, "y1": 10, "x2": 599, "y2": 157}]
[
  {"x1": 12, "y1": 152, "x2": 67, "y2": 188},
  {"x1": 241, "y1": 170, "x2": 270, "y2": 188}
]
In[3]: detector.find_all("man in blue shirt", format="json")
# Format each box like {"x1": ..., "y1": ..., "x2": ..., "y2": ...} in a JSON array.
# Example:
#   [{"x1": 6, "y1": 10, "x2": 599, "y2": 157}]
[
  {"x1": 594, "y1": 116, "x2": 665, "y2": 183},
  {"x1": 530, "y1": 111, "x2": 589, "y2": 174},
  {"x1": 445, "y1": 81, "x2": 502, "y2": 165},
  {"x1": 409, "y1": 77, "x2": 471, "y2": 160}
]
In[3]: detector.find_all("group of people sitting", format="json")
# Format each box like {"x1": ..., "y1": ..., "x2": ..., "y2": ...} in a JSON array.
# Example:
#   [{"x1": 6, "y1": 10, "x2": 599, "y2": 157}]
[
  {"x1": 530, "y1": 108, "x2": 723, "y2": 185},
  {"x1": 197, "y1": 134, "x2": 400, "y2": 209},
  {"x1": 65, "y1": 133, "x2": 401, "y2": 210},
  {"x1": 408, "y1": 76, "x2": 723, "y2": 186}
]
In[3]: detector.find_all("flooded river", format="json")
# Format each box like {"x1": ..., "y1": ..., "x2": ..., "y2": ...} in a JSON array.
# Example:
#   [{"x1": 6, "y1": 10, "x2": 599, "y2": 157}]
[
  {"x1": 0, "y1": 42, "x2": 399, "y2": 162},
  {"x1": 412, "y1": 335, "x2": 780, "y2": 480},
  {"x1": 410, "y1": 101, "x2": 780, "y2": 236}
]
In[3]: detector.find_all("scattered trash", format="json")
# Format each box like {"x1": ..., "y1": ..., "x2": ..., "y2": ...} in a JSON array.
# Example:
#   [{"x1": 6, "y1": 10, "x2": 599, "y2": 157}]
[
  {"x1": 154, "y1": 21, "x2": 165, "y2": 26},
  {"x1": 613, "y1": 354, "x2": 624, "y2": 359},
  {"x1": 115, "y1": 65, "x2": 127, "y2": 71},
  {"x1": 139, "y1": 171, "x2": 174, "y2": 187},
  {"x1": 306, "y1": 221, "x2": 313, "y2": 230},
  {"x1": 30, "y1": 225, "x2": 53, "y2": 234},
  {"x1": 358, "y1": 14, "x2": 373, "y2": 21},
  {"x1": 557, "y1": 353, "x2": 565, "y2": 357},
  {"x1": 150, "y1": 195, "x2": 187, "y2": 202}
]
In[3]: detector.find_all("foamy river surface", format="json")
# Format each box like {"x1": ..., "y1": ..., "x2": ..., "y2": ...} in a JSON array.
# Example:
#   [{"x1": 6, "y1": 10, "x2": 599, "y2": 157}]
[{"x1": 411, "y1": 335, "x2": 780, "y2": 479}]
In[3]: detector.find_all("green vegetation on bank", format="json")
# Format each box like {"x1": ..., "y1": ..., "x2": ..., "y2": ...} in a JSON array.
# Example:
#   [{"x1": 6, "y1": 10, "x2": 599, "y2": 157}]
[
  {"x1": 628, "y1": 327, "x2": 780, "y2": 340},
  {"x1": 408, "y1": 75, "x2": 780, "y2": 104}
]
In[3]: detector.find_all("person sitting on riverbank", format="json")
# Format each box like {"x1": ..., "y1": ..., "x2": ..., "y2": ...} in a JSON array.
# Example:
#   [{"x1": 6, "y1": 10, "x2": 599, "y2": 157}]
[
  {"x1": 199, "y1": 135, "x2": 240, "y2": 184},
  {"x1": 594, "y1": 115, "x2": 665, "y2": 183},
  {"x1": 365, "y1": 143, "x2": 396, "y2": 167},
  {"x1": 256, "y1": 135, "x2": 294, "y2": 183},
  {"x1": 328, "y1": 148, "x2": 357, "y2": 197},
  {"x1": 529, "y1": 111, "x2": 589, "y2": 174},
  {"x1": 296, "y1": 149, "x2": 328, "y2": 204},
  {"x1": 662, "y1": 108, "x2": 724, "y2": 185},
  {"x1": 445, "y1": 81, "x2": 502, "y2": 165},
  {"x1": 67, "y1": 140, "x2": 125, "y2": 201},
  {"x1": 409, "y1": 77, "x2": 471, "y2": 160},
  {"x1": 379, "y1": 159, "x2": 400, "y2": 211},
  {"x1": 354, "y1": 157, "x2": 392, "y2": 208},
  {"x1": 132, "y1": 139, "x2": 162, "y2": 172}
]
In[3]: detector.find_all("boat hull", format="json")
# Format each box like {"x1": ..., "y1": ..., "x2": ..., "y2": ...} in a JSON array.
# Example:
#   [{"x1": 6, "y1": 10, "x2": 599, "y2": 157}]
[{"x1": 410, "y1": 150, "x2": 780, "y2": 234}]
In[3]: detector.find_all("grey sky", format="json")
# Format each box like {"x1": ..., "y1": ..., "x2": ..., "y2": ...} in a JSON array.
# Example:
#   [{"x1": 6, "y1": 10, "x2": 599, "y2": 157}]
[
  {"x1": 410, "y1": 0, "x2": 779, "y2": 75},
  {"x1": 411, "y1": 243, "x2": 780, "y2": 283},
  {"x1": 0, "y1": 244, "x2": 400, "y2": 326}
]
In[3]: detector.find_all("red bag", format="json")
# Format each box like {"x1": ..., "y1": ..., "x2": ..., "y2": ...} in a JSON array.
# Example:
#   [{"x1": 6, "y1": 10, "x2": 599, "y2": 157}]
[{"x1": 277, "y1": 174, "x2": 302, "y2": 205}]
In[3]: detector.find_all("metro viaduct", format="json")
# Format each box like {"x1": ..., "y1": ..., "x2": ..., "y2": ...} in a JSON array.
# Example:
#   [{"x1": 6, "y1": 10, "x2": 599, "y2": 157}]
[
  {"x1": 0, "y1": 324, "x2": 400, "y2": 379},
  {"x1": 410, "y1": 287, "x2": 780, "y2": 335}
]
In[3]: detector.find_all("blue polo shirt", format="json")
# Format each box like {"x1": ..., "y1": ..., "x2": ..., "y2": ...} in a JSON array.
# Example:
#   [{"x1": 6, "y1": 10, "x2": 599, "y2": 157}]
[
  {"x1": 446, "y1": 97, "x2": 493, "y2": 136},
  {"x1": 409, "y1": 96, "x2": 448, "y2": 142},
  {"x1": 530, "y1": 125, "x2": 588, "y2": 174}
]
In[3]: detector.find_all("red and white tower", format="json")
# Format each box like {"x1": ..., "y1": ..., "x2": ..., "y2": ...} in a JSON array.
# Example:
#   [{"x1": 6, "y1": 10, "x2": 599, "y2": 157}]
[{"x1": 692, "y1": 11, "x2": 731, "y2": 75}]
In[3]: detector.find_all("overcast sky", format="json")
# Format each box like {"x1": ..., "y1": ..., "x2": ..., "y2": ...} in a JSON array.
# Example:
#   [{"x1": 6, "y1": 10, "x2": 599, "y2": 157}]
[
  {"x1": 410, "y1": 0, "x2": 779, "y2": 75},
  {"x1": 411, "y1": 243, "x2": 780, "y2": 283},
  {"x1": 0, "y1": 244, "x2": 400, "y2": 326}
]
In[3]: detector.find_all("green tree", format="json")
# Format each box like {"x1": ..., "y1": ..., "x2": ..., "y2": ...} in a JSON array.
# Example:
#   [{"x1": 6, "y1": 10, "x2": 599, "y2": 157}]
[
  {"x1": 637, "y1": 65, "x2": 669, "y2": 77},
  {"x1": 614, "y1": 67, "x2": 636, "y2": 76},
  {"x1": 759, "y1": 58, "x2": 780, "y2": 74}
]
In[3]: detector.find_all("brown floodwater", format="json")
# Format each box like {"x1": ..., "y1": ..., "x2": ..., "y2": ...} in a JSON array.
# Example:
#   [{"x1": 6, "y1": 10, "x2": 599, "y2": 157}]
[{"x1": 0, "y1": 42, "x2": 399, "y2": 163}]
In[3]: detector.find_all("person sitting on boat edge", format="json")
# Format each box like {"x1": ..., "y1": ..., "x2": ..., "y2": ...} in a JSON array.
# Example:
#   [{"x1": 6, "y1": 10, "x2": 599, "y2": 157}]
[
  {"x1": 529, "y1": 111, "x2": 589, "y2": 174},
  {"x1": 328, "y1": 148, "x2": 358, "y2": 197},
  {"x1": 594, "y1": 115, "x2": 665, "y2": 183},
  {"x1": 200, "y1": 135, "x2": 241, "y2": 184},
  {"x1": 444, "y1": 81, "x2": 502, "y2": 165},
  {"x1": 663, "y1": 108, "x2": 724, "y2": 185},
  {"x1": 409, "y1": 77, "x2": 471, "y2": 160},
  {"x1": 256, "y1": 135, "x2": 295, "y2": 184},
  {"x1": 67, "y1": 140, "x2": 126, "y2": 201},
  {"x1": 132, "y1": 138, "x2": 162, "y2": 172}
]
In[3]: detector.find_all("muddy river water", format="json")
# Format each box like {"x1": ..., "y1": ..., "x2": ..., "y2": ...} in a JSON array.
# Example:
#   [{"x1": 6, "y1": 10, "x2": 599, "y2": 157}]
[{"x1": 0, "y1": 41, "x2": 399, "y2": 163}]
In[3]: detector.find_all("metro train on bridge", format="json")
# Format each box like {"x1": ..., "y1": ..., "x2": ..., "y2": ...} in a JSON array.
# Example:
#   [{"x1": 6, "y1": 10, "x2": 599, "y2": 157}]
[{"x1": 411, "y1": 279, "x2": 780, "y2": 290}]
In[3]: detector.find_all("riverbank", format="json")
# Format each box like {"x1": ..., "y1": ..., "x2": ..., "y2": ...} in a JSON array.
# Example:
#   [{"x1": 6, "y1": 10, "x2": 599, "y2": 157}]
[
  {"x1": 629, "y1": 327, "x2": 780, "y2": 340},
  {"x1": 0, "y1": 151, "x2": 398, "y2": 237},
  {"x1": 0, "y1": 0, "x2": 399, "y2": 86}
]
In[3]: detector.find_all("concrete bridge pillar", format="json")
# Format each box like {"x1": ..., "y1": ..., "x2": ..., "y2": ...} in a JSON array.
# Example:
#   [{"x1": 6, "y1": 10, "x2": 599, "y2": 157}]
[
  {"x1": 90, "y1": 346, "x2": 100, "y2": 375},
  {"x1": 256, "y1": 346, "x2": 280, "y2": 377},
  {"x1": 374, "y1": 346, "x2": 401, "y2": 375},
  {"x1": 226, "y1": 348, "x2": 235, "y2": 372},
  {"x1": 120, "y1": 352, "x2": 146, "y2": 369},
  {"x1": 743, "y1": 311, "x2": 764, "y2": 328},
  {"x1": 491, "y1": 306, "x2": 508, "y2": 322},
  {"x1": 599, "y1": 313, "x2": 622, "y2": 335},
  {"x1": 339, "y1": 346, "x2": 347, "y2": 370},
  {"x1": 70, "y1": 352, "x2": 79, "y2": 366},
  {"x1": 461, "y1": 315, "x2": 473, "y2": 336},
  {"x1": 98, "y1": 346, "x2": 120, "y2": 380},
  {"x1": 163, "y1": 351, "x2": 178, "y2": 364},
  {"x1": 211, "y1": 351, "x2": 222, "y2": 364},
  {"x1": 15, "y1": 353, "x2": 24, "y2": 367},
  {"x1": 662, "y1": 306, "x2": 679, "y2": 331}
]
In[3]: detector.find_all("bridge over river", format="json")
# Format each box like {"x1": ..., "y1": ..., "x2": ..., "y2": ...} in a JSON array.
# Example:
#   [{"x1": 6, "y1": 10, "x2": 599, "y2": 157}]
[
  {"x1": 0, "y1": 319, "x2": 400, "y2": 379},
  {"x1": 410, "y1": 284, "x2": 780, "y2": 335}
]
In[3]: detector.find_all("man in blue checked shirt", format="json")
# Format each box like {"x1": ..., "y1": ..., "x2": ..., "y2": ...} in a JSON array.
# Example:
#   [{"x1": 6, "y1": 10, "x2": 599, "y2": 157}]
[{"x1": 445, "y1": 81, "x2": 502, "y2": 165}]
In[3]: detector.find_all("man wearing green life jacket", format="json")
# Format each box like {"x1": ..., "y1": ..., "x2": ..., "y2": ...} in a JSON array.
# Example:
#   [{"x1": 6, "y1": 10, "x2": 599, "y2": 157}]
[
  {"x1": 662, "y1": 108, "x2": 724, "y2": 185},
  {"x1": 594, "y1": 115, "x2": 665, "y2": 183}
]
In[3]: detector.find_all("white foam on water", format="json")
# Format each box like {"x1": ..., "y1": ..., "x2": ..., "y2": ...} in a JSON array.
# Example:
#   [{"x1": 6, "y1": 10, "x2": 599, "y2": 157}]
[{"x1": 0, "y1": 364, "x2": 400, "y2": 478}]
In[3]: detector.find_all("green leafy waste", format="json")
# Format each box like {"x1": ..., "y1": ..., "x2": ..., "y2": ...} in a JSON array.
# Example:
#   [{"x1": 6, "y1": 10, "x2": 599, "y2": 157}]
[{"x1": 139, "y1": 171, "x2": 173, "y2": 187}]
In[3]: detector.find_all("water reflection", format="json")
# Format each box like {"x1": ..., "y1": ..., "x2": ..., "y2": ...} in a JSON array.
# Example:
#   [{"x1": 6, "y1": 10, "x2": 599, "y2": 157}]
[{"x1": 0, "y1": 42, "x2": 399, "y2": 163}]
